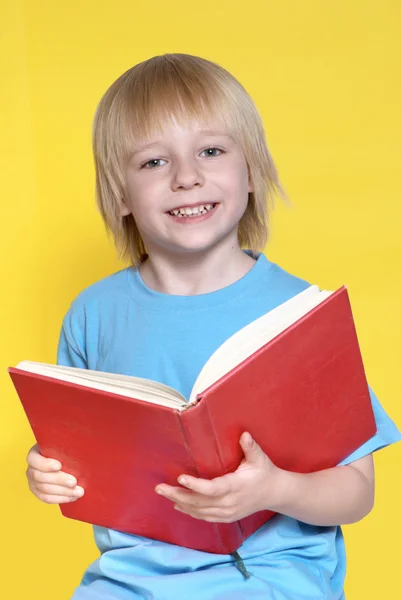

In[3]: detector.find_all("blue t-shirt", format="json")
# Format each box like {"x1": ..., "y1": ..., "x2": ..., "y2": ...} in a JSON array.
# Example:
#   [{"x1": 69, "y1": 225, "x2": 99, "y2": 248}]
[{"x1": 57, "y1": 252, "x2": 401, "y2": 600}]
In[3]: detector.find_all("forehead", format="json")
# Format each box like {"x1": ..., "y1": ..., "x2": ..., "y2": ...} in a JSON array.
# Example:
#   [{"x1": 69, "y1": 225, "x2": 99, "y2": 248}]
[
  {"x1": 129, "y1": 116, "x2": 236, "y2": 152},
  {"x1": 141, "y1": 114, "x2": 230, "y2": 137}
]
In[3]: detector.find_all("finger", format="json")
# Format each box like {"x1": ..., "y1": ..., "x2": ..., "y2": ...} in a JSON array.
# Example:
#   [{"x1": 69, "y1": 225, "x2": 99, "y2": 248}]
[
  {"x1": 156, "y1": 485, "x2": 200, "y2": 506},
  {"x1": 156, "y1": 485, "x2": 221, "y2": 510},
  {"x1": 176, "y1": 474, "x2": 232, "y2": 497},
  {"x1": 27, "y1": 467, "x2": 77, "y2": 488},
  {"x1": 34, "y1": 491, "x2": 82, "y2": 504},
  {"x1": 239, "y1": 432, "x2": 265, "y2": 463},
  {"x1": 27, "y1": 446, "x2": 62, "y2": 472},
  {"x1": 174, "y1": 504, "x2": 235, "y2": 523},
  {"x1": 32, "y1": 483, "x2": 84, "y2": 498},
  {"x1": 157, "y1": 484, "x2": 231, "y2": 512}
]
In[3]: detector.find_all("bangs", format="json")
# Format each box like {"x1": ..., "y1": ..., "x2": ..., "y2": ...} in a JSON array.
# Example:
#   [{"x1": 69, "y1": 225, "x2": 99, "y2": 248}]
[{"x1": 95, "y1": 54, "x2": 246, "y2": 168}]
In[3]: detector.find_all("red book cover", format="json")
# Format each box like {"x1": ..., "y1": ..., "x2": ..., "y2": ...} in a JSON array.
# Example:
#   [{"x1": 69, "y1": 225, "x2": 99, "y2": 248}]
[{"x1": 9, "y1": 286, "x2": 377, "y2": 554}]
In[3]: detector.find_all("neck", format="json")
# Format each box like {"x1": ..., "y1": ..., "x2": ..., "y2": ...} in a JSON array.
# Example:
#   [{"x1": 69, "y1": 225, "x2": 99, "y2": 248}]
[{"x1": 139, "y1": 243, "x2": 256, "y2": 296}]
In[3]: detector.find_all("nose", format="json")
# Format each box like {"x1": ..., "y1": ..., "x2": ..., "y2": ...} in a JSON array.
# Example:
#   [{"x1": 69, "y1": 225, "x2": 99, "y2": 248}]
[{"x1": 171, "y1": 157, "x2": 204, "y2": 191}]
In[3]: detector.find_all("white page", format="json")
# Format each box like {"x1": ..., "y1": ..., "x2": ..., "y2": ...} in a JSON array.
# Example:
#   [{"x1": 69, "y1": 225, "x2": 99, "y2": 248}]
[
  {"x1": 16, "y1": 361, "x2": 186, "y2": 408},
  {"x1": 189, "y1": 285, "x2": 333, "y2": 403}
]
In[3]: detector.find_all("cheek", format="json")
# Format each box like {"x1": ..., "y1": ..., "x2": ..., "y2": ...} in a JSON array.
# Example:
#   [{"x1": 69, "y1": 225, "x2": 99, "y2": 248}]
[
  {"x1": 227, "y1": 160, "x2": 251, "y2": 194},
  {"x1": 124, "y1": 180, "x2": 156, "y2": 218},
  {"x1": 228, "y1": 172, "x2": 251, "y2": 205}
]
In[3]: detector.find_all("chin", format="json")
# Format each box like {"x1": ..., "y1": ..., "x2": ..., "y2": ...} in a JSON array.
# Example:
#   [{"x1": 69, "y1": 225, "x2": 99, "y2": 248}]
[{"x1": 168, "y1": 237, "x2": 234, "y2": 257}]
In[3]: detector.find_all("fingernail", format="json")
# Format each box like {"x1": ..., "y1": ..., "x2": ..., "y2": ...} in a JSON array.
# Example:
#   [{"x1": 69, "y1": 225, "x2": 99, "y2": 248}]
[
  {"x1": 74, "y1": 487, "x2": 84, "y2": 497},
  {"x1": 51, "y1": 462, "x2": 61, "y2": 471},
  {"x1": 178, "y1": 477, "x2": 187, "y2": 485},
  {"x1": 67, "y1": 478, "x2": 77, "y2": 487}
]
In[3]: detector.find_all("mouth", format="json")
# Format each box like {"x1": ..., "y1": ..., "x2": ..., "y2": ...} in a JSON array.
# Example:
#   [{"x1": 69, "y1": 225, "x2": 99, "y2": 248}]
[{"x1": 167, "y1": 203, "x2": 217, "y2": 218}]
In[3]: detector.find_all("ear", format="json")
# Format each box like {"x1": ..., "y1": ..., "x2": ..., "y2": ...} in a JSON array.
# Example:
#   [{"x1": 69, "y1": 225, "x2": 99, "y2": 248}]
[
  {"x1": 119, "y1": 199, "x2": 131, "y2": 217},
  {"x1": 248, "y1": 172, "x2": 254, "y2": 194}
]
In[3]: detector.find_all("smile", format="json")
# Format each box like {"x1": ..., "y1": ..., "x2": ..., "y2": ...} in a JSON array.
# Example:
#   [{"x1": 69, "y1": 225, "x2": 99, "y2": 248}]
[{"x1": 168, "y1": 204, "x2": 217, "y2": 218}]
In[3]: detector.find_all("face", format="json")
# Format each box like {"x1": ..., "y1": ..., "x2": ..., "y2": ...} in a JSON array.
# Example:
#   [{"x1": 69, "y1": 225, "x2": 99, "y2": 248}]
[{"x1": 121, "y1": 119, "x2": 253, "y2": 258}]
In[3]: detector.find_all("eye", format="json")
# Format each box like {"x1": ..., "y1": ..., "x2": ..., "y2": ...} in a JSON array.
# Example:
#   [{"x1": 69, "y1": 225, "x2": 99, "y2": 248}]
[
  {"x1": 141, "y1": 158, "x2": 167, "y2": 169},
  {"x1": 200, "y1": 147, "x2": 224, "y2": 158},
  {"x1": 140, "y1": 147, "x2": 224, "y2": 169}
]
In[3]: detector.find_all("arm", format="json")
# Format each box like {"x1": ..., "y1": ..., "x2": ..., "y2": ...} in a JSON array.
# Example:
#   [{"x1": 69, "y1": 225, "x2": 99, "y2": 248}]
[
  {"x1": 273, "y1": 452, "x2": 374, "y2": 526},
  {"x1": 156, "y1": 432, "x2": 375, "y2": 527}
]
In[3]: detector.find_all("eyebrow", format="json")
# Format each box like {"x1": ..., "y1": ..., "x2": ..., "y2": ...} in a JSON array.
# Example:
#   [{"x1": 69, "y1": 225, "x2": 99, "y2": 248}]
[
  {"x1": 131, "y1": 131, "x2": 235, "y2": 155},
  {"x1": 198, "y1": 130, "x2": 234, "y2": 139}
]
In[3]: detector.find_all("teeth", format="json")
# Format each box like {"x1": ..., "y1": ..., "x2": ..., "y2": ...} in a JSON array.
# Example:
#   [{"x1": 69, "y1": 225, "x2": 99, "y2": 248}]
[{"x1": 169, "y1": 204, "x2": 215, "y2": 217}]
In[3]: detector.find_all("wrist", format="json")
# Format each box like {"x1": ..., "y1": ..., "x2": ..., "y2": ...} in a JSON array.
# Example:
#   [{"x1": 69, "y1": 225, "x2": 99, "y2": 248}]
[{"x1": 267, "y1": 467, "x2": 299, "y2": 514}]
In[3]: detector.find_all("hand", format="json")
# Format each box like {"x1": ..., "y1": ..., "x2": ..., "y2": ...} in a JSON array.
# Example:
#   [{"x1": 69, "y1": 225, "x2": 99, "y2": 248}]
[
  {"x1": 155, "y1": 432, "x2": 284, "y2": 523},
  {"x1": 26, "y1": 443, "x2": 85, "y2": 504}
]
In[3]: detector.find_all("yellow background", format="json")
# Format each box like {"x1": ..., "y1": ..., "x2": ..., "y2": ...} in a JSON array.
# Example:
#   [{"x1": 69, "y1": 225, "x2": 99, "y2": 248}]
[{"x1": 1, "y1": 1, "x2": 400, "y2": 598}]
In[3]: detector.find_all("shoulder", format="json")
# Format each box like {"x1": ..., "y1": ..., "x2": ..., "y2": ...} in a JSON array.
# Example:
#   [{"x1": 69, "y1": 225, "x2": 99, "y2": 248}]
[
  {"x1": 59, "y1": 267, "x2": 134, "y2": 358},
  {"x1": 258, "y1": 253, "x2": 313, "y2": 300},
  {"x1": 71, "y1": 267, "x2": 131, "y2": 308},
  {"x1": 62, "y1": 267, "x2": 132, "y2": 327}
]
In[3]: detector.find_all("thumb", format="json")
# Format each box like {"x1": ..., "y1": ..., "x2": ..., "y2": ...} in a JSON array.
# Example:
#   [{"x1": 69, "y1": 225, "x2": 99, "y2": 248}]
[{"x1": 240, "y1": 432, "x2": 264, "y2": 464}]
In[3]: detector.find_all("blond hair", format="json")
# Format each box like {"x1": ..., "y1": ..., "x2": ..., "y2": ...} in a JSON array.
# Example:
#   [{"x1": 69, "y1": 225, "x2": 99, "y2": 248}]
[{"x1": 92, "y1": 53, "x2": 286, "y2": 265}]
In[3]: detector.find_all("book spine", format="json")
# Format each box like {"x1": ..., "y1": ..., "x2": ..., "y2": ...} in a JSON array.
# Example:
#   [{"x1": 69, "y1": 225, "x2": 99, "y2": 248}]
[{"x1": 180, "y1": 401, "x2": 244, "y2": 554}]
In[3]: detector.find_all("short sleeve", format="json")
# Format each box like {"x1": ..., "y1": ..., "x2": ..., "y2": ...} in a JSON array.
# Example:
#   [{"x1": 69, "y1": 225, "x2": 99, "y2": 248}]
[
  {"x1": 339, "y1": 385, "x2": 401, "y2": 465},
  {"x1": 56, "y1": 304, "x2": 88, "y2": 369}
]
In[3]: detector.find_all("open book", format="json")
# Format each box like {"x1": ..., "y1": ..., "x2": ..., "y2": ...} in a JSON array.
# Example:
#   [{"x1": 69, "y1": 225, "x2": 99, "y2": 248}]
[
  {"x1": 9, "y1": 285, "x2": 376, "y2": 554},
  {"x1": 15, "y1": 284, "x2": 332, "y2": 407}
]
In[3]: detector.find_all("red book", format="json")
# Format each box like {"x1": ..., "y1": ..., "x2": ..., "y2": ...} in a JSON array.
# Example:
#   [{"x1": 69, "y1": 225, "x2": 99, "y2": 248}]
[{"x1": 9, "y1": 285, "x2": 376, "y2": 554}]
